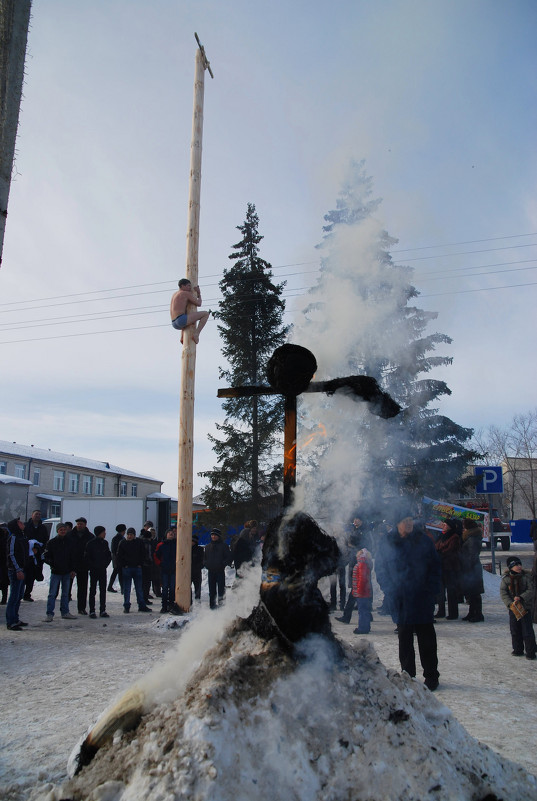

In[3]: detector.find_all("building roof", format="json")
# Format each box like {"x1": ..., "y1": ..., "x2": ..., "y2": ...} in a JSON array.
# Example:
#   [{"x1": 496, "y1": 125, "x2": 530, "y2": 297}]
[
  {"x1": 0, "y1": 474, "x2": 32, "y2": 486},
  {"x1": 0, "y1": 440, "x2": 161, "y2": 484}
]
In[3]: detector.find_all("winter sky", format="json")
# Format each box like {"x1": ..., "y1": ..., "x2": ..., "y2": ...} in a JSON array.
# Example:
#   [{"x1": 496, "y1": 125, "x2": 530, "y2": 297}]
[{"x1": 0, "y1": 0, "x2": 536, "y2": 497}]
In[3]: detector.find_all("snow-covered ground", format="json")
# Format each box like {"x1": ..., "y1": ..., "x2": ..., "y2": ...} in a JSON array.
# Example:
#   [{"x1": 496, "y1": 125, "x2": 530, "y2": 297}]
[{"x1": 1, "y1": 547, "x2": 536, "y2": 800}]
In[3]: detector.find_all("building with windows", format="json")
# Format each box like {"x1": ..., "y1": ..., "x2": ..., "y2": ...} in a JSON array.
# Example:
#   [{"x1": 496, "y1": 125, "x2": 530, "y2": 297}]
[{"x1": 0, "y1": 440, "x2": 164, "y2": 521}]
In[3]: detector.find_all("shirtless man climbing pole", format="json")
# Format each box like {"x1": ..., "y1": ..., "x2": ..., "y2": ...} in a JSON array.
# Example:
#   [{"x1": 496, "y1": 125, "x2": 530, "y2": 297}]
[{"x1": 170, "y1": 279, "x2": 210, "y2": 344}]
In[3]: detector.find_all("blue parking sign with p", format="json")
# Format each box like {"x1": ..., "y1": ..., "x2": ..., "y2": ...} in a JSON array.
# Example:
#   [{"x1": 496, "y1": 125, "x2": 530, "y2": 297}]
[{"x1": 475, "y1": 466, "x2": 503, "y2": 494}]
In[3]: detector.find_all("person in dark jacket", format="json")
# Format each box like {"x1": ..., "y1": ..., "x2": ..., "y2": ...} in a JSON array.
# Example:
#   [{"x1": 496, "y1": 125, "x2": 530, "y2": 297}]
[
  {"x1": 500, "y1": 556, "x2": 536, "y2": 660},
  {"x1": 336, "y1": 515, "x2": 371, "y2": 624},
  {"x1": 149, "y1": 527, "x2": 162, "y2": 599},
  {"x1": 0, "y1": 523, "x2": 9, "y2": 604},
  {"x1": 69, "y1": 517, "x2": 94, "y2": 615},
  {"x1": 22, "y1": 510, "x2": 49, "y2": 601},
  {"x1": 139, "y1": 529, "x2": 154, "y2": 605},
  {"x1": 116, "y1": 528, "x2": 151, "y2": 613},
  {"x1": 232, "y1": 520, "x2": 257, "y2": 576},
  {"x1": 435, "y1": 518, "x2": 462, "y2": 620},
  {"x1": 378, "y1": 503, "x2": 442, "y2": 691},
  {"x1": 43, "y1": 522, "x2": 77, "y2": 622},
  {"x1": 5, "y1": 518, "x2": 29, "y2": 631},
  {"x1": 460, "y1": 518, "x2": 485, "y2": 622},
  {"x1": 154, "y1": 529, "x2": 177, "y2": 613},
  {"x1": 85, "y1": 526, "x2": 112, "y2": 618},
  {"x1": 108, "y1": 524, "x2": 126, "y2": 593},
  {"x1": 203, "y1": 528, "x2": 231, "y2": 609},
  {"x1": 191, "y1": 534, "x2": 204, "y2": 602}
]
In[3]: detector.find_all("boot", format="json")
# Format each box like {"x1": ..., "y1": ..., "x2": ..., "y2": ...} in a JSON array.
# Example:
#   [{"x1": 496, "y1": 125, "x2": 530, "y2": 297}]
[{"x1": 467, "y1": 595, "x2": 484, "y2": 622}]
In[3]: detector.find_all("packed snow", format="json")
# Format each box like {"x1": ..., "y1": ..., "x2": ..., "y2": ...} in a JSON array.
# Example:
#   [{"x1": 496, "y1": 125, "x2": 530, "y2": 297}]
[{"x1": 1, "y1": 551, "x2": 536, "y2": 801}]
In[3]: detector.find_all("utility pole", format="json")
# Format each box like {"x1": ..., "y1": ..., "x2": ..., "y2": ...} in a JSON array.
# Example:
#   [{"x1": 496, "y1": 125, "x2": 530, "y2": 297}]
[{"x1": 175, "y1": 34, "x2": 213, "y2": 611}]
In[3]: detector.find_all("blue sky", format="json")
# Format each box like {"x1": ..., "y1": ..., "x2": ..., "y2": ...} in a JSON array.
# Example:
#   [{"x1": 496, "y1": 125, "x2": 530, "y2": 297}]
[{"x1": 1, "y1": 0, "x2": 536, "y2": 496}]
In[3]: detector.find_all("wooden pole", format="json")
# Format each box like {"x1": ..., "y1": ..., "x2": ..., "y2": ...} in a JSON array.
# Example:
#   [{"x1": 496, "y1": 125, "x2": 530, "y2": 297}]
[{"x1": 175, "y1": 36, "x2": 212, "y2": 612}]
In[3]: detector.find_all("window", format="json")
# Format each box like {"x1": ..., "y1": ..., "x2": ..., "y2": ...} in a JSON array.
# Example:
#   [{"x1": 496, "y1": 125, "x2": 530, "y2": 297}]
[
  {"x1": 32, "y1": 467, "x2": 40, "y2": 486},
  {"x1": 131, "y1": 483, "x2": 138, "y2": 498},
  {"x1": 82, "y1": 475, "x2": 93, "y2": 495},
  {"x1": 0, "y1": 461, "x2": 6, "y2": 474},
  {"x1": 120, "y1": 481, "x2": 127, "y2": 497},
  {"x1": 68, "y1": 472, "x2": 80, "y2": 493},
  {"x1": 50, "y1": 501, "x2": 61, "y2": 517},
  {"x1": 95, "y1": 477, "x2": 105, "y2": 496},
  {"x1": 53, "y1": 470, "x2": 65, "y2": 491},
  {"x1": 15, "y1": 463, "x2": 26, "y2": 479}
]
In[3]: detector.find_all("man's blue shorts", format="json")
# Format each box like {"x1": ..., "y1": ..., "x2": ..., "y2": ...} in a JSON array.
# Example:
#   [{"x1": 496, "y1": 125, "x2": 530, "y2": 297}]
[{"x1": 171, "y1": 314, "x2": 188, "y2": 330}]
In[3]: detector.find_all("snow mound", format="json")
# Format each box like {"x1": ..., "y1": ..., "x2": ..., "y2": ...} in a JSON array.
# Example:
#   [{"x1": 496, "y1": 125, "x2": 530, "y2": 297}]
[{"x1": 36, "y1": 618, "x2": 537, "y2": 801}]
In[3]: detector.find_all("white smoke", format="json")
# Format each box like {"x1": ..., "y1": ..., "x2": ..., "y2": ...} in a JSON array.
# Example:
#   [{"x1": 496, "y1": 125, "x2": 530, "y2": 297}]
[
  {"x1": 289, "y1": 167, "x2": 414, "y2": 530},
  {"x1": 137, "y1": 566, "x2": 261, "y2": 709}
]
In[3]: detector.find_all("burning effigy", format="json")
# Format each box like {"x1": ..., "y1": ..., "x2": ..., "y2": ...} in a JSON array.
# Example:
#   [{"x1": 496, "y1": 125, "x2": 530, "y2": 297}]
[{"x1": 41, "y1": 512, "x2": 537, "y2": 801}]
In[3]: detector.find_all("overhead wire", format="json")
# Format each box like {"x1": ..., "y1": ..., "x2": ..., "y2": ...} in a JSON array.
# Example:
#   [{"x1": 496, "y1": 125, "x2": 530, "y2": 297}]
[
  {"x1": 1, "y1": 233, "x2": 536, "y2": 343},
  {"x1": 1, "y1": 233, "x2": 536, "y2": 310}
]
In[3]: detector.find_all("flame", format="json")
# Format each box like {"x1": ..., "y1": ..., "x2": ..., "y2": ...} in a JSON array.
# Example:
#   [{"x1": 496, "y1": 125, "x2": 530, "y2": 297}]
[
  {"x1": 284, "y1": 424, "x2": 327, "y2": 480},
  {"x1": 302, "y1": 423, "x2": 327, "y2": 449}
]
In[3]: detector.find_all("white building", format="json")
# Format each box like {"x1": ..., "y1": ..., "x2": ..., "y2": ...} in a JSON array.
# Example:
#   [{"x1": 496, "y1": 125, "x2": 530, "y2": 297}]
[{"x1": 0, "y1": 440, "x2": 164, "y2": 522}]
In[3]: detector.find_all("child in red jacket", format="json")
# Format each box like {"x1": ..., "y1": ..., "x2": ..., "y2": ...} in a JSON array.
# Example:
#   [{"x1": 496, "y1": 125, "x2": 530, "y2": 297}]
[{"x1": 352, "y1": 548, "x2": 373, "y2": 634}]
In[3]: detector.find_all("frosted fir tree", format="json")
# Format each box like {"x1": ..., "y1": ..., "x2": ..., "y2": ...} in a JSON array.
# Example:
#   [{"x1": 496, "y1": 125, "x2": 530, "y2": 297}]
[
  {"x1": 293, "y1": 160, "x2": 477, "y2": 511},
  {"x1": 200, "y1": 203, "x2": 288, "y2": 519}
]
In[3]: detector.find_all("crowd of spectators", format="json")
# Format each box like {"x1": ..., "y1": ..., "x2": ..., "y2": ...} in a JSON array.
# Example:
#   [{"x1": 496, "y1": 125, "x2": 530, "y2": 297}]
[{"x1": 2, "y1": 512, "x2": 263, "y2": 630}]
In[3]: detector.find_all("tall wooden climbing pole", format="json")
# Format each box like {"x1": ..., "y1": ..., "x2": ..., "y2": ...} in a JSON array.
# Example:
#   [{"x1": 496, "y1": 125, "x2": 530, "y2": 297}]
[{"x1": 175, "y1": 34, "x2": 213, "y2": 611}]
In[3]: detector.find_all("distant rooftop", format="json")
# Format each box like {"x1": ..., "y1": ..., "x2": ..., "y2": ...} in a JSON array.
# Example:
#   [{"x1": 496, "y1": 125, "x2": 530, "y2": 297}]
[{"x1": 0, "y1": 440, "x2": 160, "y2": 483}]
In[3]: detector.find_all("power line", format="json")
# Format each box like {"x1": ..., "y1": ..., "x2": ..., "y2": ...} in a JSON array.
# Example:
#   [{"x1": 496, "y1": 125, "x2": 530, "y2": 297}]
[
  {"x1": 416, "y1": 259, "x2": 537, "y2": 282},
  {"x1": 1, "y1": 277, "x2": 535, "y2": 345},
  {"x1": 420, "y1": 280, "x2": 537, "y2": 298},
  {"x1": 0, "y1": 233, "x2": 537, "y2": 314},
  {"x1": 392, "y1": 232, "x2": 537, "y2": 253},
  {"x1": 0, "y1": 262, "x2": 320, "y2": 309},
  {"x1": 2, "y1": 234, "x2": 536, "y2": 309},
  {"x1": 401, "y1": 243, "x2": 537, "y2": 262}
]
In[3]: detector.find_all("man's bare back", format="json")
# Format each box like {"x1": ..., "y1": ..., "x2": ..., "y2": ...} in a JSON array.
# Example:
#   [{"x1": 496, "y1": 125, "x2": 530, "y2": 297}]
[{"x1": 170, "y1": 279, "x2": 210, "y2": 344}]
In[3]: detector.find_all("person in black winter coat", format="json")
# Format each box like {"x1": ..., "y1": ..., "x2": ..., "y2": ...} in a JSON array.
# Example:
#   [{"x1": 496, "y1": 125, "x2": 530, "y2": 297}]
[
  {"x1": 116, "y1": 528, "x2": 151, "y2": 613},
  {"x1": 0, "y1": 523, "x2": 9, "y2": 604},
  {"x1": 460, "y1": 519, "x2": 485, "y2": 622},
  {"x1": 336, "y1": 515, "x2": 370, "y2": 624},
  {"x1": 139, "y1": 530, "x2": 154, "y2": 604},
  {"x1": 434, "y1": 517, "x2": 462, "y2": 620},
  {"x1": 69, "y1": 517, "x2": 94, "y2": 615},
  {"x1": 203, "y1": 529, "x2": 231, "y2": 609},
  {"x1": 108, "y1": 524, "x2": 125, "y2": 593},
  {"x1": 85, "y1": 526, "x2": 112, "y2": 618},
  {"x1": 154, "y1": 529, "x2": 177, "y2": 613},
  {"x1": 43, "y1": 522, "x2": 77, "y2": 621},
  {"x1": 23, "y1": 510, "x2": 49, "y2": 600},
  {"x1": 377, "y1": 503, "x2": 442, "y2": 691},
  {"x1": 24, "y1": 509, "x2": 49, "y2": 545},
  {"x1": 5, "y1": 518, "x2": 28, "y2": 630},
  {"x1": 191, "y1": 534, "x2": 204, "y2": 602}
]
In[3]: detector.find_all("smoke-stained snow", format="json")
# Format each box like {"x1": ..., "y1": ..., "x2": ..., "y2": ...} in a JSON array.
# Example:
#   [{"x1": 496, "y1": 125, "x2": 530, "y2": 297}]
[{"x1": 3, "y1": 562, "x2": 536, "y2": 801}]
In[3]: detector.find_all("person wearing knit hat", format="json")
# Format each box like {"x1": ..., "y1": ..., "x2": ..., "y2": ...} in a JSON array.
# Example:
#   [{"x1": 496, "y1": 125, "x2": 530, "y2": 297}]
[
  {"x1": 108, "y1": 524, "x2": 126, "y2": 593},
  {"x1": 375, "y1": 503, "x2": 442, "y2": 691},
  {"x1": 85, "y1": 526, "x2": 112, "y2": 619},
  {"x1": 191, "y1": 533, "x2": 204, "y2": 602},
  {"x1": 500, "y1": 555, "x2": 536, "y2": 659},
  {"x1": 203, "y1": 529, "x2": 232, "y2": 609}
]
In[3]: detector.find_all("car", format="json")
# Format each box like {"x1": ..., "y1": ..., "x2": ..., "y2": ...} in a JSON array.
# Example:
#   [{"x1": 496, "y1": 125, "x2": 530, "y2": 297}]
[{"x1": 482, "y1": 517, "x2": 511, "y2": 551}]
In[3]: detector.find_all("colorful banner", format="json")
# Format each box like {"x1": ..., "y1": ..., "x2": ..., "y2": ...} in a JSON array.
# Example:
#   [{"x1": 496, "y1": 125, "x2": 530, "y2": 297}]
[{"x1": 421, "y1": 496, "x2": 489, "y2": 539}]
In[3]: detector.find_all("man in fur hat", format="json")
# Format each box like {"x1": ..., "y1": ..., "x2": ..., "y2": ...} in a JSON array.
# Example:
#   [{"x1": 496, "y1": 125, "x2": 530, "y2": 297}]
[
  {"x1": 377, "y1": 503, "x2": 442, "y2": 690},
  {"x1": 500, "y1": 556, "x2": 536, "y2": 660}
]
